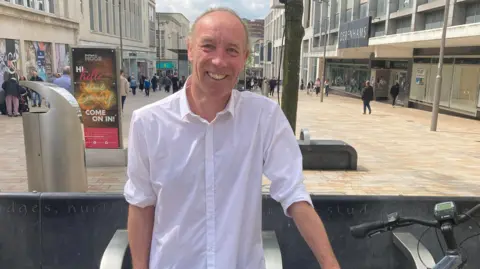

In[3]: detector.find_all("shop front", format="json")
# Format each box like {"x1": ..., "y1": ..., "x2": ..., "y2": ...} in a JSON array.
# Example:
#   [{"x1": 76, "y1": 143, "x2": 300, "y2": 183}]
[
  {"x1": 409, "y1": 47, "x2": 480, "y2": 118},
  {"x1": 327, "y1": 58, "x2": 370, "y2": 96},
  {"x1": 123, "y1": 50, "x2": 155, "y2": 79},
  {"x1": 370, "y1": 60, "x2": 410, "y2": 105}
]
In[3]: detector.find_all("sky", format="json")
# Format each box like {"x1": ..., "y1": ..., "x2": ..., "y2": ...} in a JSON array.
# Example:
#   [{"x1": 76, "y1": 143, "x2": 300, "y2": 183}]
[{"x1": 155, "y1": 0, "x2": 269, "y2": 24}]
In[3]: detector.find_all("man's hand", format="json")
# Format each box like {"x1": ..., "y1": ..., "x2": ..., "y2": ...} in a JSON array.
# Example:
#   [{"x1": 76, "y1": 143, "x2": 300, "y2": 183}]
[
  {"x1": 288, "y1": 201, "x2": 341, "y2": 269},
  {"x1": 128, "y1": 205, "x2": 155, "y2": 269}
]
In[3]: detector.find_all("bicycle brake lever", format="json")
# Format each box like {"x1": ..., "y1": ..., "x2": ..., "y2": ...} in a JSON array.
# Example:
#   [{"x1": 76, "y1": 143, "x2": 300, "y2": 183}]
[{"x1": 367, "y1": 229, "x2": 387, "y2": 238}]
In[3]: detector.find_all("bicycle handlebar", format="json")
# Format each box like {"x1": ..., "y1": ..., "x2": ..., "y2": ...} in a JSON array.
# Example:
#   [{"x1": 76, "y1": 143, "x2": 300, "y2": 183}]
[{"x1": 350, "y1": 204, "x2": 480, "y2": 239}]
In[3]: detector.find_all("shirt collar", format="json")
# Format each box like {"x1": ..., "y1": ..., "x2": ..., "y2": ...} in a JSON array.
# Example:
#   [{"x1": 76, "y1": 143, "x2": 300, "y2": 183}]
[{"x1": 179, "y1": 77, "x2": 236, "y2": 120}]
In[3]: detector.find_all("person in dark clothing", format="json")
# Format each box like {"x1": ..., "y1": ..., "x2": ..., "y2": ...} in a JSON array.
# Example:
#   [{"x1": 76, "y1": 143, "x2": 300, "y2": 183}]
[
  {"x1": 1, "y1": 74, "x2": 23, "y2": 117},
  {"x1": 361, "y1": 81, "x2": 374, "y2": 114},
  {"x1": 390, "y1": 82, "x2": 400, "y2": 107},
  {"x1": 178, "y1": 76, "x2": 186, "y2": 89},
  {"x1": 171, "y1": 75, "x2": 179, "y2": 93},
  {"x1": 269, "y1": 78, "x2": 277, "y2": 96},
  {"x1": 151, "y1": 75, "x2": 158, "y2": 92},
  {"x1": 164, "y1": 76, "x2": 172, "y2": 93}
]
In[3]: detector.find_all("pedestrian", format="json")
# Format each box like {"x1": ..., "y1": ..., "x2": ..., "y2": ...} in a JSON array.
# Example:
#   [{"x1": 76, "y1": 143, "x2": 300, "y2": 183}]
[
  {"x1": 361, "y1": 80, "x2": 374, "y2": 114},
  {"x1": 143, "y1": 76, "x2": 150, "y2": 97},
  {"x1": 130, "y1": 74, "x2": 137, "y2": 96},
  {"x1": 53, "y1": 66, "x2": 72, "y2": 94},
  {"x1": 1, "y1": 73, "x2": 22, "y2": 117},
  {"x1": 390, "y1": 82, "x2": 400, "y2": 107},
  {"x1": 269, "y1": 77, "x2": 276, "y2": 96},
  {"x1": 120, "y1": 70, "x2": 129, "y2": 110},
  {"x1": 325, "y1": 79, "x2": 330, "y2": 97},
  {"x1": 124, "y1": 7, "x2": 340, "y2": 269},
  {"x1": 315, "y1": 78, "x2": 321, "y2": 96},
  {"x1": 29, "y1": 70, "x2": 43, "y2": 107}
]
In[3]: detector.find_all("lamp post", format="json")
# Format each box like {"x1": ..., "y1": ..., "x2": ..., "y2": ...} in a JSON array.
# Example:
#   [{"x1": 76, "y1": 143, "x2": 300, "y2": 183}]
[
  {"x1": 318, "y1": 0, "x2": 330, "y2": 103},
  {"x1": 118, "y1": 0, "x2": 124, "y2": 68},
  {"x1": 430, "y1": 0, "x2": 451, "y2": 131}
]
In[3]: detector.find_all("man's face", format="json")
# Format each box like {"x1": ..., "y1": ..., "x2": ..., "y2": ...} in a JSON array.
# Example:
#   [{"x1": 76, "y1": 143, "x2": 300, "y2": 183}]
[
  {"x1": 32, "y1": 71, "x2": 37, "y2": 77},
  {"x1": 188, "y1": 11, "x2": 249, "y2": 95}
]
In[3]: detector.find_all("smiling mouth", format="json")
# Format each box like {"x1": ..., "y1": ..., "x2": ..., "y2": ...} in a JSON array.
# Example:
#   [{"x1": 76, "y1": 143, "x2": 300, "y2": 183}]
[{"x1": 207, "y1": 72, "x2": 228, "y2": 81}]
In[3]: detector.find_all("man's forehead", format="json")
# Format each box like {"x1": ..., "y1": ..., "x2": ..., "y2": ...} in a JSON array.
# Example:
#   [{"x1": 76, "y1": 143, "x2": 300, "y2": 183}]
[{"x1": 194, "y1": 11, "x2": 245, "y2": 39}]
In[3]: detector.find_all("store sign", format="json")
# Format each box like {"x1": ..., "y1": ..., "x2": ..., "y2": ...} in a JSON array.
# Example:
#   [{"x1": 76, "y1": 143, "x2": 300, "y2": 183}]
[
  {"x1": 338, "y1": 16, "x2": 371, "y2": 49},
  {"x1": 156, "y1": 61, "x2": 175, "y2": 69},
  {"x1": 72, "y1": 47, "x2": 121, "y2": 149}
]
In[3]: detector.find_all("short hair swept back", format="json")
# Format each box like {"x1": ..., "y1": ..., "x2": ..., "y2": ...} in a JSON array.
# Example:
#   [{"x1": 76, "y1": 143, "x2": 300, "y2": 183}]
[{"x1": 188, "y1": 7, "x2": 251, "y2": 53}]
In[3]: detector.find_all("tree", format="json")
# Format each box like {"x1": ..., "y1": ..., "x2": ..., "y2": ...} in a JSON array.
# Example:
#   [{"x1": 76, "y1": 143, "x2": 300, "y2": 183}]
[
  {"x1": 246, "y1": 54, "x2": 254, "y2": 68},
  {"x1": 280, "y1": 0, "x2": 304, "y2": 134}
]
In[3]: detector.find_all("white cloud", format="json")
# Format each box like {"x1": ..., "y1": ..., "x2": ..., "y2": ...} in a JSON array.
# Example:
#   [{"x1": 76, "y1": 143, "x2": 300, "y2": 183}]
[{"x1": 155, "y1": 0, "x2": 269, "y2": 23}]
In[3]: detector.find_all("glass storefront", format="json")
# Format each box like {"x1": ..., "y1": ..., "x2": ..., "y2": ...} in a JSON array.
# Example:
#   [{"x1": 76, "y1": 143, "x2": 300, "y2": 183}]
[
  {"x1": 328, "y1": 62, "x2": 369, "y2": 95},
  {"x1": 410, "y1": 58, "x2": 480, "y2": 115}
]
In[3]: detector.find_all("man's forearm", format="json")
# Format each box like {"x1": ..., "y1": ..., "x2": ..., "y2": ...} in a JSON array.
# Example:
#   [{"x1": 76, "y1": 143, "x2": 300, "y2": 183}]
[
  {"x1": 289, "y1": 201, "x2": 340, "y2": 269},
  {"x1": 128, "y1": 205, "x2": 155, "y2": 269}
]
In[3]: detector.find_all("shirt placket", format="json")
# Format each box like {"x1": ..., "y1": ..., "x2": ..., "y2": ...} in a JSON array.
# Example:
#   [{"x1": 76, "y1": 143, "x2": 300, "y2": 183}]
[{"x1": 205, "y1": 123, "x2": 216, "y2": 268}]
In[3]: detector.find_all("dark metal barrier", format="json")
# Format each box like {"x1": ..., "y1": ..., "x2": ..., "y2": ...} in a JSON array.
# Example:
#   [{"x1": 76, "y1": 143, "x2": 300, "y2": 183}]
[
  {"x1": 1, "y1": 193, "x2": 479, "y2": 269},
  {"x1": 298, "y1": 128, "x2": 358, "y2": 170}
]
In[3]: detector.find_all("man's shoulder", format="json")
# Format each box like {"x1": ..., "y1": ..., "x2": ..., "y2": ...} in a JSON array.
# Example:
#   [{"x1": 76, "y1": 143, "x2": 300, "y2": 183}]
[
  {"x1": 132, "y1": 92, "x2": 181, "y2": 121},
  {"x1": 235, "y1": 90, "x2": 279, "y2": 113}
]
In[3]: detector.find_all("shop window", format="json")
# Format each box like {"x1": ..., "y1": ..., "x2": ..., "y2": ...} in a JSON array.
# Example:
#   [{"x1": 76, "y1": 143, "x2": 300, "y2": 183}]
[
  {"x1": 451, "y1": 65, "x2": 480, "y2": 113},
  {"x1": 410, "y1": 64, "x2": 430, "y2": 101},
  {"x1": 466, "y1": 3, "x2": 480, "y2": 24},
  {"x1": 89, "y1": 0, "x2": 94, "y2": 30},
  {"x1": 425, "y1": 9, "x2": 444, "y2": 30}
]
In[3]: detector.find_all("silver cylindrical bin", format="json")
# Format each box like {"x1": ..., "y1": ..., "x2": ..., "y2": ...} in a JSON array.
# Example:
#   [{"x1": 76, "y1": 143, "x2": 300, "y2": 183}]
[{"x1": 20, "y1": 81, "x2": 87, "y2": 192}]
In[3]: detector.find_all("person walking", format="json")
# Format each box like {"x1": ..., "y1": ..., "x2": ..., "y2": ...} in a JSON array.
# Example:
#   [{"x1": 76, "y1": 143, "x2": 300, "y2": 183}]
[
  {"x1": 120, "y1": 70, "x2": 129, "y2": 110},
  {"x1": 124, "y1": 7, "x2": 340, "y2": 269},
  {"x1": 390, "y1": 82, "x2": 400, "y2": 107},
  {"x1": 314, "y1": 78, "x2": 321, "y2": 96},
  {"x1": 143, "y1": 76, "x2": 151, "y2": 97},
  {"x1": 361, "y1": 80, "x2": 374, "y2": 114},
  {"x1": 53, "y1": 66, "x2": 72, "y2": 94},
  {"x1": 130, "y1": 75, "x2": 137, "y2": 96}
]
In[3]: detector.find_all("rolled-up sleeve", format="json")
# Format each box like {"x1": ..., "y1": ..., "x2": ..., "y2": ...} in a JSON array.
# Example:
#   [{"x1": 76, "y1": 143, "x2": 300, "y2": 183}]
[
  {"x1": 124, "y1": 110, "x2": 157, "y2": 207},
  {"x1": 263, "y1": 105, "x2": 313, "y2": 218}
]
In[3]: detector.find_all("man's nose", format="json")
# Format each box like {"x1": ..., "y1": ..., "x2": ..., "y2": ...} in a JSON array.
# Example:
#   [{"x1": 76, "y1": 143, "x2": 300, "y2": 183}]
[{"x1": 211, "y1": 50, "x2": 228, "y2": 68}]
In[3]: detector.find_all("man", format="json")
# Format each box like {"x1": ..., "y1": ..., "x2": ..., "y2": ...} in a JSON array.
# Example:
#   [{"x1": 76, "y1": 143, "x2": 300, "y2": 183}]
[
  {"x1": 390, "y1": 82, "x2": 400, "y2": 107},
  {"x1": 53, "y1": 66, "x2": 72, "y2": 94},
  {"x1": 120, "y1": 70, "x2": 129, "y2": 110},
  {"x1": 362, "y1": 80, "x2": 374, "y2": 114},
  {"x1": 124, "y1": 7, "x2": 340, "y2": 269}
]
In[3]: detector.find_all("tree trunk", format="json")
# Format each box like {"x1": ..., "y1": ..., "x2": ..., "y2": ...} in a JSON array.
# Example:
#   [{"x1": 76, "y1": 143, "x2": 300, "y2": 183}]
[{"x1": 281, "y1": 0, "x2": 304, "y2": 135}]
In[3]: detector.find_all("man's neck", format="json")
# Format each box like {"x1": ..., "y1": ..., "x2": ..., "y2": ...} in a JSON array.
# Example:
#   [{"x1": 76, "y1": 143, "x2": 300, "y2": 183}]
[{"x1": 187, "y1": 82, "x2": 231, "y2": 123}]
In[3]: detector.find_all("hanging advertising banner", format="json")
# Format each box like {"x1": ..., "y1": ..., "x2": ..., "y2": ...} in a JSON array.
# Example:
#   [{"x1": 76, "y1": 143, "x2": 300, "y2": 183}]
[
  {"x1": 72, "y1": 47, "x2": 120, "y2": 149},
  {"x1": 338, "y1": 16, "x2": 372, "y2": 49}
]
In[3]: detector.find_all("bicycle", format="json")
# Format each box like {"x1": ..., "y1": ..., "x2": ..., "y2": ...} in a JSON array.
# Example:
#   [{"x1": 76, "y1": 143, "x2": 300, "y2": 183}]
[{"x1": 349, "y1": 201, "x2": 480, "y2": 269}]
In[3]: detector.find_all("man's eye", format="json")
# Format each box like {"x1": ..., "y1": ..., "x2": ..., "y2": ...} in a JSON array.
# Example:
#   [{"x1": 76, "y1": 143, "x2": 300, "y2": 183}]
[
  {"x1": 202, "y1": 44, "x2": 215, "y2": 49},
  {"x1": 228, "y1": 48, "x2": 238, "y2": 53}
]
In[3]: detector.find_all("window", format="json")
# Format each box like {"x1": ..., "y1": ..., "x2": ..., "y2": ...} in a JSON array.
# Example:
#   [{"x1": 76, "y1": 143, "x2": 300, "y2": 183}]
[
  {"x1": 26, "y1": 0, "x2": 32, "y2": 8},
  {"x1": 345, "y1": 9, "x2": 352, "y2": 22},
  {"x1": 112, "y1": 0, "x2": 116, "y2": 34},
  {"x1": 47, "y1": 0, "x2": 54, "y2": 13},
  {"x1": 360, "y1": 3, "x2": 367, "y2": 18},
  {"x1": 106, "y1": 0, "x2": 110, "y2": 33},
  {"x1": 98, "y1": 0, "x2": 103, "y2": 32},
  {"x1": 160, "y1": 30, "x2": 165, "y2": 58},
  {"x1": 37, "y1": 0, "x2": 44, "y2": 11},
  {"x1": 267, "y1": 42, "x2": 272, "y2": 61},
  {"x1": 15, "y1": 0, "x2": 24, "y2": 5},
  {"x1": 466, "y1": 3, "x2": 480, "y2": 24},
  {"x1": 260, "y1": 45, "x2": 264, "y2": 61},
  {"x1": 89, "y1": 0, "x2": 94, "y2": 30},
  {"x1": 451, "y1": 65, "x2": 480, "y2": 113},
  {"x1": 371, "y1": 23, "x2": 385, "y2": 37},
  {"x1": 425, "y1": 9, "x2": 444, "y2": 30},
  {"x1": 376, "y1": 0, "x2": 385, "y2": 17},
  {"x1": 397, "y1": 0, "x2": 412, "y2": 11},
  {"x1": 396, "y1": 16, "x2": 411, "y2": 34}
]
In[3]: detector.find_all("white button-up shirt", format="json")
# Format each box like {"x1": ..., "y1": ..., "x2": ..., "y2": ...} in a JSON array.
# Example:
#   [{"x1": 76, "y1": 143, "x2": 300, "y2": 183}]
[{"x1": 124, "y1": 85, "x2": 313, "y2": 269}]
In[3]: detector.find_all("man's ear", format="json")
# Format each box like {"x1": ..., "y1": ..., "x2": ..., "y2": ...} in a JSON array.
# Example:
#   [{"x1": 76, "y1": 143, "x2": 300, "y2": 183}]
[
  {"x1": 244, "y1": 49, "x2": 250, "y2": 62},
  {"x1": 187, "y1": 37, "x2": 194, "y2": 62}
]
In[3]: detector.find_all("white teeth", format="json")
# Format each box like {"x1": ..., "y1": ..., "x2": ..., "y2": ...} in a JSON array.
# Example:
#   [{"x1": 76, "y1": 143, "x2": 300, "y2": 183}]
[{"x1": 208, "y1": 72, "x2": 227, "y2": 80}]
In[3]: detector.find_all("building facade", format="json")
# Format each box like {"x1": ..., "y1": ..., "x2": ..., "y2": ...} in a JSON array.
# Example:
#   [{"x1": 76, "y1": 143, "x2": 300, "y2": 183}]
[
  {"x1": 0, "y1": 0, "x2": 78, "y2": 84},
  {"x1": 156, "y1": 12, "x2": 190, "y2": 77},
  {"x1": 0, "y1": 0, "x2": 156, "y2": 85},
  {"x1": 79, "y1": 0, "x2": 156, "y2": 79},
  {"x1": 245, "y1": 19, "x2": 265, "y2": 77},
  {"x1": 265, "y1": 0, "x2": 480, "y2": 119}
]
